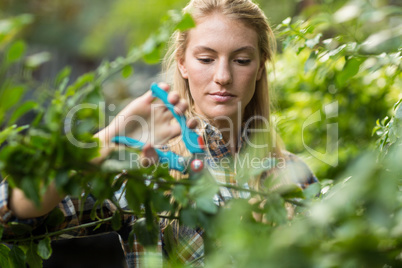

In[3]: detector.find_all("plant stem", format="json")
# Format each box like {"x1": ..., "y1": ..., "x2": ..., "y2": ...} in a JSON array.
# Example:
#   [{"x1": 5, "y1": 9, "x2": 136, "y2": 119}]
[{"x1": 2, "y1": 216, "x2": 113, "y2": 244}]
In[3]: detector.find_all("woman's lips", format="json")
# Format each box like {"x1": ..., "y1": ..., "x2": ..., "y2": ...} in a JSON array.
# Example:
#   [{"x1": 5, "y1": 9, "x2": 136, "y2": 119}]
[{"x1": 208, "y1": 92, "x2": 235, "y2": 102}]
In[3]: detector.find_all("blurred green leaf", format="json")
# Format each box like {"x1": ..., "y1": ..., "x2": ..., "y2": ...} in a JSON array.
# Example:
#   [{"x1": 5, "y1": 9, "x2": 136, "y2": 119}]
[
  {"x1": 172, "y1": 184, "x2": 188, "y2": 207},
  {"x1": 55, "y1": 66, "x2": 71, "y2": 88},
  {"x1": 25, "y1": 52, "x2": 51, "y2": 69},
  {"x1": 8, "y1": 101, "x2": 38, "y2": 125},
  {"x1": 111, "y1": 210, "x2": 122, "y2": 231},
  {"x1": 336, "y1": 57, "x2": 364, "y2": 87},
  {"x1": 0, "y1": 85, "x2": 26, "y2": 124},
  {"x1": 121, "y1": 64, "x2": 133, "y2": 78},
  {"x1": 44, "y1": 207, "x2": 65, "y2": 227},
  {"x1": 8, "y1": 222, "x2": 33, "y2": 236},
  {"x1": 180, "y1": 208, "x2": 198, "y2": 228},
  {"x1": 65, "y1": 72, "x2": 95, "y2": 97},
  {"x1": 26, "y1": 243, "x2": 42, "y2": 268},
  {"x1": 37, "y1": 237, "x2": 52, "y2": 260},
  {"x1": 6, "y1": 40, "x2": 26, "y2": 64},
  {"x1": 195, "y1": 196, "x2": 217, "y2": 214},
  {"x1": 0, "y1": 125, "x2": 28, "y2": 146},
  {"x1": 20, "y1": 175, "x2": 40, "y2": 207},
  {"x1": 125, "y1": 178, "x2": 146, "y2": 213},
  {"x1": 9, "y1": 245, "x2": 25, "y2": 268},
  {"x1": 133, "y1": 218, "x2": 158, "y2": 247},
  {"x1": 277, "y1": 184, "x2": 304, "y2": 199},
  {"x1": 0, "y1": 244, "x2": 11, "y2": 268},
  {"x1": 305, "y1": 33, "x2": 322, "y2": 49},
  {"x1": 143, "y1": 45, "x2": 162, "y2": 64},
  {"x1": 175, "y1": 13, "x2": 195, "y2": 31},
  {"x1": 303, "y1": 182, "x2": 321, "y2": 200},
  {"x1": 0, "y1": 14, "x2": 34, "y2": 47}
]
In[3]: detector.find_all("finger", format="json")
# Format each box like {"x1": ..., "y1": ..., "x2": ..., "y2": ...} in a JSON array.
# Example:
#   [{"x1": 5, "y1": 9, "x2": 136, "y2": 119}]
[
  {"x1": 157, "y1": 82, "x2": 170, "y2": 92},
  {"x1": 168, "y1": 123, "x2": 182, "y2": 139},
  {"x1": 140, "y1": 143, "x2": 159, "y2": 167},
  {"x1": 187, "y1": 118, "x2": 198, "y2": 130},
  {"x1": 173, "y1": 99, "x2": 188, "y2": 116},
  {"x1": 167, "y1": 91, "x2": 180, "y2": 106}
]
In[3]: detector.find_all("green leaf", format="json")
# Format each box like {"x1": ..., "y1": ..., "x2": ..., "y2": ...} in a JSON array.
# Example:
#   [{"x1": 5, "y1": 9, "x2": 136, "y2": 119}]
[
  {"x1": 55, "y1": 66, "x2": 71, "y2": 87},
  {"x1": 25, "y1": 52, "x2": 51, "y2": 69},
  {"x1": 0, "y1": 85, "x2": 26, "y2": 123},
  {"x1": 66, "y1": 72, "x2": 95, "y2": 97},
  {"x1": 111, "y1": 210, "x2": 122, "y2": 231},
  {"x1": 8, "y1": 222, "x2": 33, "y2": 236},
  {"x1": 262, "y1": 195, "x2": 287, "y2": 225},
  {"x1": 20, "y1": 176, "x2": 40, "y2": 207},
  {"x1": 281, "y1": 17, "x2": 291, "y2": 27},
  {"x1": 0, "y1": 244, "x2": 11, "y2": 268},
  {"x1": 305, "y1": 33, "x2": 322, "y2": 49},
  {"x1": 121, "y1": 65, "x2": 133, "y2": 78},
  {"x1": 172, "y1": 185, "x2": 188, "y2": 207},
  {"x1": 152, "y1": 191, "x2": 173, "y2": 212},
  {"x1": 277, "y1": 184, "x2": 304, "y2": 199},
  {"x1": 8, "y1": 101, "x2": 38, "y2": 125},
  {"x1": 304, "y1": 51, "x2": 317, "y2": 73},
  {"x1": 9, "y1": 245, "x2": 25, "y2": 268},
  {"x1": 336, "y1": 57, "x2": 364, "y2": 87},
  {"x1": 143, "y1": 45, "x2": 162, "y2": 64},
  {"x1": 175, "y1": 13, "x2": 195, "y2": 31},
  {"x1": 195, "y1": 196, "x2": 218, "y2": 214},
  {"x1": 133, "y1": 218, "x2": 158, "y2": 247},
  {"x1": 92, "y1": 223, "x2": 102, "y2": 232},
  {"x1": 180, "y1": 208, "x2": 198, "y2": 228},
  {"x1": 37, "y1": 237, "x2": 52, "y2": 260},
  {"x1": 55, "y1": 170, "x2": 69, "y2": 192},
  {"x1": 303, "y1": 182, "x2": 321, "y2": 200},
  {"x1": 26, "y1": 244, "x2": 42, "y2": 268},
  {"x1": 7, "y1": 40, "x2": 26, "y2": 64},
  {"x1": 44, "y1": 207, "x2": 65, "y2": 227},
  {"x1": 125, "y1": 179, "x2": 146, "y2": 213},
  {"x1": 0, "y1": 125, "x2": 28, "y2": 146},
  {"x1": 163, "y1": 223, "x2": 177, "y2": 262}
]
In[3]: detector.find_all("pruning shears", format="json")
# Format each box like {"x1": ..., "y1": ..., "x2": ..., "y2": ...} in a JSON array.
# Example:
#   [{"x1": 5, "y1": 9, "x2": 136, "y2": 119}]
[{"x1": 112, "y1": 83, "x2": 207, "y2": 175}]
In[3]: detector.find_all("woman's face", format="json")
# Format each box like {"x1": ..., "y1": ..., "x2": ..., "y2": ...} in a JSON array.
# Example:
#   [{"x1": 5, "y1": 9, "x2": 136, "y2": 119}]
[{"x1": 178, "y1": 13, "x2": 264, "y2": 124}]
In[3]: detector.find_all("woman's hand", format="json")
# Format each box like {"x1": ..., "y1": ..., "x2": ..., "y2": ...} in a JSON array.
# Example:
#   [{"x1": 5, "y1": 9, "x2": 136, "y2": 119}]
[{"x1": 93, "y1": 83, "x2": 196, "y2": 164}]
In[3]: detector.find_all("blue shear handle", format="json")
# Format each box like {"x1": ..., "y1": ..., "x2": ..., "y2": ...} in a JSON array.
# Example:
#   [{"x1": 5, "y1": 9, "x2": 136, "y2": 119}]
[
  {"x1": 111, "y1": 136, "x2": 186, "y2": 173},
  {"x1": 151, "y1": 83, "x2": 204, "y2": 154}
]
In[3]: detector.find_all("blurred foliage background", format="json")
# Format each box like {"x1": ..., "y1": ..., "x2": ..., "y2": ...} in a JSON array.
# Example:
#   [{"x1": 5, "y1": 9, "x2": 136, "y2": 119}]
[
  {"x1": 0, "y1": 0, "x2": 402, "y2": 267},
  {"x1": 1, "y1": 0, "x2": 400, "y2": 180}
]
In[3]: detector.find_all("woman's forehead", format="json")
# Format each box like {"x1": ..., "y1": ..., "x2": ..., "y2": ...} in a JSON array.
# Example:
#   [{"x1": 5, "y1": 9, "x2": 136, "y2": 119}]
[{"x1": 187, "y1": 13, "x2": 259, "y2": 51}]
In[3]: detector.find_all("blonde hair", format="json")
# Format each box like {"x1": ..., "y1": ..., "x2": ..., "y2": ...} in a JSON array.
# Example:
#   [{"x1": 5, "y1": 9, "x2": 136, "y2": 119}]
[{"x1": 163, "y1": 0, "x2": 282, "y2": 181}]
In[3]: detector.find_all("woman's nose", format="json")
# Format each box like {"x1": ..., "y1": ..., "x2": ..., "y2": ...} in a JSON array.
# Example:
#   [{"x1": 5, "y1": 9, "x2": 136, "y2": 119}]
[{"x1": 213, "y1": 60, "x2": 232, "y2": 86}]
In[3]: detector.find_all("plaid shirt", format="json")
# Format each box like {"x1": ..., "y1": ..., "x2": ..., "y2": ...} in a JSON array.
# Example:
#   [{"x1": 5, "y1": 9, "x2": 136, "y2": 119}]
[{"x1": 0, "y1": 123, "x2": 317, "y2": 267}]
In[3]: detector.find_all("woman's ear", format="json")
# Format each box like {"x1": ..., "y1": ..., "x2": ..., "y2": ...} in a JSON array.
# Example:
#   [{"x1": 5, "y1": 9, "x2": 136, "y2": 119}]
[
  {"x1": 177, "y1": 57, "x2": 189, "y2": 79},
  {"x1": 257, "y1": 61, "x2": 265, "y2": 81}
]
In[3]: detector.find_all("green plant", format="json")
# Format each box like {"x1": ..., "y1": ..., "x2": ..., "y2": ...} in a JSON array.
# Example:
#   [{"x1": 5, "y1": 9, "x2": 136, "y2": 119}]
[
  {"x1": 273, "y1": 0, "x2": 402, "y2": 180},
  {"x1": 0, "y1": 0, "x2": 402, "y2": 267}
]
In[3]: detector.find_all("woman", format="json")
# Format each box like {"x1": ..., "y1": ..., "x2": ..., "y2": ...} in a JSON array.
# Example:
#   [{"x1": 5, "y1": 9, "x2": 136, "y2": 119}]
[
  {"x1": 165, "y1": 0, "x2": 316, "y2": 193},
  {"x1": 1, "y1": 0, "x2": 316, "y2": 267},
  {"x1": 158, "y1": 0, "x2": 317, "y2": 265}
]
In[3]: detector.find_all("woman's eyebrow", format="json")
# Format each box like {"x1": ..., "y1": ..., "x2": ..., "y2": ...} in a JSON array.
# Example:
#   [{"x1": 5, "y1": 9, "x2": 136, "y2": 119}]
[
  {"x1": 233, "y1": 46, "x2": 257, "y2": 54},
  {"x1": 193, "y1": 45, "x2": 256, "y2": 54},
  {"x1": 193, "y1": 46, "x2": 217, "y2": 53}
]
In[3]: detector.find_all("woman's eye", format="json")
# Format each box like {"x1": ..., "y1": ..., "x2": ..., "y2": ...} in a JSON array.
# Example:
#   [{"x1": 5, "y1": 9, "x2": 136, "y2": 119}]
[
  {"x1": 197, "y1": 58, "x2": 213, "y2": 64},
  {"x1": 235, "y1": 59, "x2": 251, "y2": 65}
]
